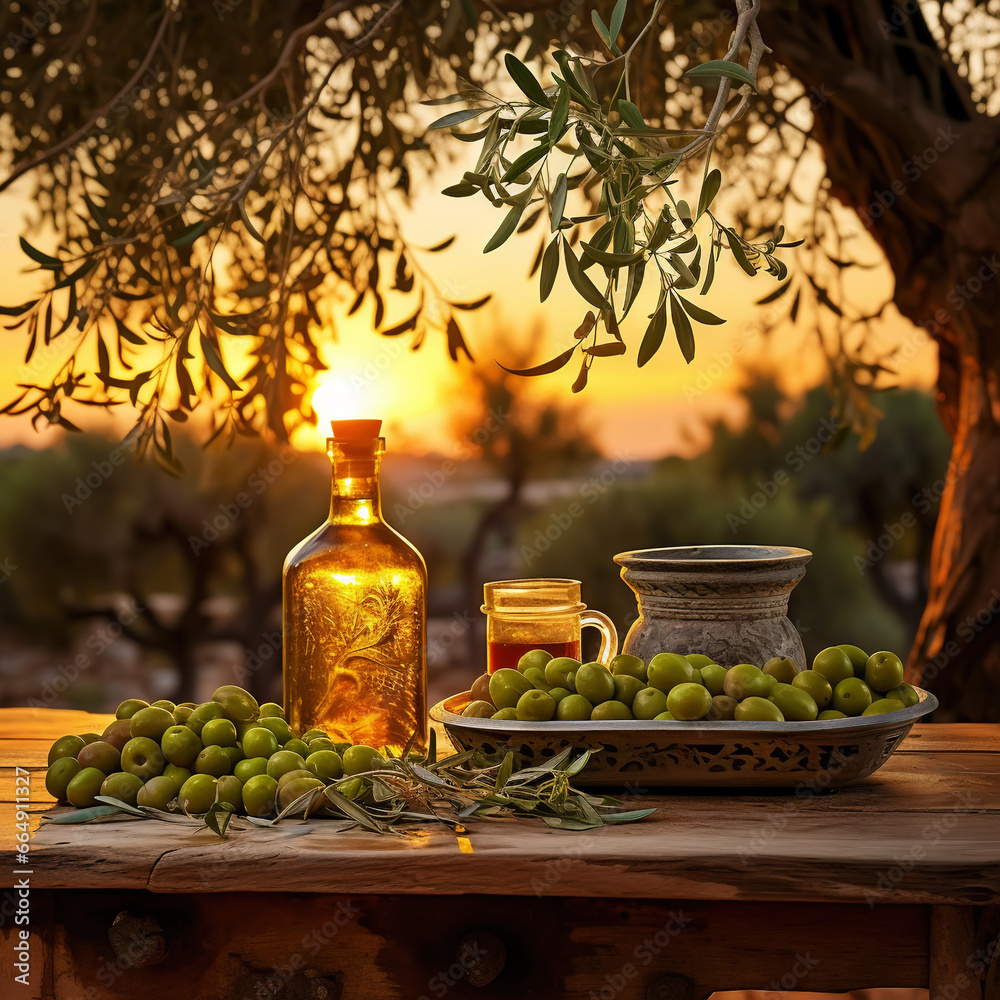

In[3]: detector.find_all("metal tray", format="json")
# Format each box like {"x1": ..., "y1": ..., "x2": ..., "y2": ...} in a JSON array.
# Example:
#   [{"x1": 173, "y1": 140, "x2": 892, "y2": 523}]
[{"x1": 430, "y1": 688, "x2": 939, "y2": 788}]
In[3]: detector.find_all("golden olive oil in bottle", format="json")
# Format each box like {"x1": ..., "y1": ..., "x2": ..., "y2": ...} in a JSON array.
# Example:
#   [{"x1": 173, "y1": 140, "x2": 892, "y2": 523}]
[{"x1": 283, "y1": 420, "x2": 427, "y2": 752}]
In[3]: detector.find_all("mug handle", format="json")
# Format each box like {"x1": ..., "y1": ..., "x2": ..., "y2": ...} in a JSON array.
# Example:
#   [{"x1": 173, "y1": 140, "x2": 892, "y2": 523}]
[{"x1": 580, "y1": 610, "x2": 618, "y2": 666}]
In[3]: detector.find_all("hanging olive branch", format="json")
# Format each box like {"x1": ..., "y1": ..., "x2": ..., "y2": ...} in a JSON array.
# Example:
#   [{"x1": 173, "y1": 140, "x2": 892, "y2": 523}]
[{"x1": 427, "y1": 0, "x2": 801, "y2": 390}]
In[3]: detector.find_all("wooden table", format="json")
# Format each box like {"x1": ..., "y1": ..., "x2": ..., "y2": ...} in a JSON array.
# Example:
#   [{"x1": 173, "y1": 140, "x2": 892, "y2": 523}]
[{"x1": 2, "y1": 708, "x2": 999, "y2": 1000}]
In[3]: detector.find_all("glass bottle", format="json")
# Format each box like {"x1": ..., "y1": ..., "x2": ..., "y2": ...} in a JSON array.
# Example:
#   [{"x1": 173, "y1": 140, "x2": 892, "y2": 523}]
[{"x1": 283, "y1": 419, "x2": 427, "y2": 753}]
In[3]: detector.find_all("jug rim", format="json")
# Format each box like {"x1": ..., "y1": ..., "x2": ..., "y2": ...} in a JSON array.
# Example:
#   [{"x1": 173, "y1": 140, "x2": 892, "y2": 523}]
[{"x1": 613, "y1": 544, "x2": 813, "y2": 568}]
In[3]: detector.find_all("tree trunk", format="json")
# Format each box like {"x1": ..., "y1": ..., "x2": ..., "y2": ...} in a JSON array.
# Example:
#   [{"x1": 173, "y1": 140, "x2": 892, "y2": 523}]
[{"x1": 754, "y1": 0, "x2": 1000, "y2": 719}]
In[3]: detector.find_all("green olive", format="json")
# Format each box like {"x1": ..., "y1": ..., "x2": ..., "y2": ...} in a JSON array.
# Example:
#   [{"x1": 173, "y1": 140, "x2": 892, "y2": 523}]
[
  {"x1": 864, "y1": 651, "x2": 905, "y2": 693},
  {"x1": 666, "y1": 682, "x2": 712, "y2": 721},
  {"x1": 684, "y1": 653, "x2": 716, "y2": 669},
  {"x1": 517, "y1": 649, "x2": 554, "y2": 673},
  {"x1": 256, "y1": 716, "x2": 294, "y2": 745},
  {"x1": 193, "y1": 745, "x2": 232, "y2": 777},
  {"x1": 216, "y1": 774, "x2": 245, "y2": 812},
  {"x1": 591, "y1": 700, "x2": 632, "y2": 721},
  {"x1": 812, "y1": 647, "x2": 854, "y2": 687},
  {"x1": 768, "y1": 683, "x2": 818, "y2": 722},
  {"x1": 212, "y1": 684, "x2": 260, "y2": 723},
  {"x1": 161, "y1": 725, "x2": 202, "y2": 766},
  {"x1": 66, "y1": 767, "x2": 106, "y2": 807},
  {"x1": 100, "y1": 720, "x2": 134, "y2": 752},
  {"x1": 543, "y1": 656, "x2": 582, "y2": 690},
  {"x1": 700, "y1": 663, "x2": 728, "y2": 696},
  {"x1": 885, "y1": 682, "x2": 919, "y2": 708},
  {"x1": 45, "y1": 757, "x2": 81, "y2": 800},
  {"x1": 491, "y1": 707, "x2": 518, "y2": 720},
  {"x1": 342, "y1": 745, "x2": 386, "y2": 776},
  {"x1": 178, "y1": 773, "x2": 217, "y2": 813},
  {"x1": 100, "y1": 771, "x2": 143, "y2": 806},
  {"x1": 241, "y1": 727, "x2": 279, "y2": 759},
  {"x1": 862, "y1": 698, "x2": 905, "y2": 716},
  {"x1": 763, "y1": 656, "x2": 797, "y2": 685},
  {"x1": 173, "y1": 705, "x2": 195, "y2": 726},
  {"x1": 129, "y1": 707, "x2": 176, "y2": 741},
  {"x1": 516, "y1": 689, "x2": 556, "y2": 721},
  {"x1": 278, "y1": 776, "x2": 324, "y2": 813},
  {"x1": 462, "y1": 700, "x2": 496, "y2": 718},
  {"x1": 234, "y1": 757, "x2": 269, "y2": 782},
  {"x1": 120, "y1": 737, "x2": 166, "y2": 780},
  {"x1": 488, "y1": 668, "x2": 534, "y2": 709},
  {"x1": 609, "y1": 653, "x2": 647, "y2": 681},
  {"x1": 150, "y1": 700, "x2": 176, "y2": 713},
  {"x1": 547, "y1": 686, "x2": 571, "y2": 704},
  {"x1": 734, "y1": 697, "x2": 784, "y2": 723},
  {"x1": 200, "y1": 718, "x2": 238, "y2": 748},
  {"x1": 708, "y1": 695, "x2": 738, "y2": 721},
  {"x1": 555, "y1": 694, "x2": 592, "y2": 721},
  {"x1": 723, "y1": 664, "x2": 771, "y2": 701},
  {"x1": 115, "y1": 699, "x2": 149, "y2": 720},
  {"x1": 817, "y1": 709, "x2": 847, "y2": 720},
  {"x1": 653, "y1": 711, "x2": 676, "y2": 721},
  {"x1": 837, "y1": 644, "x2": 870, "y2": 674},
  {"x1": 632, "y1": 686, "x2": 668, "y2": 720},
  {"x1": 521, "y1": 667, "x2": 552, "y2": 692},
  {"x1": 242, "y1": 774, "x2": 278, "y2": 817},
  {"x1": 301, "y1": 729, "x2": 329, "y2": 742},
  {"x1": 612, "y1": 674, "x2": 645, "y2": 709},
  {"x1": 574, "y1": 662, "x2": 615, "y2": 704},
  {"x1": 48, "y1": 735, "x2": 86, "y2": 765},
  {"x1": 832, "y1": 677, "x2": 873, "y2": 716},
  {"x1": 266, "y1": 749, "x2": 307, "y2": 780},
  {"x1": 646, "y1": 653, "x2": 694, "y2": 693},
  {"x1": 137, "y1": 775, "x2": 179, "y2": 810},
  {"x1": 283, "y1": 738, "x2": 310, "y2": 758},
  {"x1": 184, "y1": 702, "x2": 225, "y2": 736},
  {"x1": 306, "y1": 750, "x2": 344, "y2": 780},
  {"x1": 791, "y1": 670, "x2": 834, "y2": 709},
  {"x1": 163, "y1": 763, "x2": 193, "y2": 788},
  {"x1": 258, "y1": 702, "x2": 284, "y2": 719}
]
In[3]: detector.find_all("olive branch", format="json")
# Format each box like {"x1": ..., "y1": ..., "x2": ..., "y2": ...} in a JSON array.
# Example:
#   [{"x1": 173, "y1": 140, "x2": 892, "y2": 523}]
[{"x1": 428, "y1": 0, "x2": 800, "y2": 389}]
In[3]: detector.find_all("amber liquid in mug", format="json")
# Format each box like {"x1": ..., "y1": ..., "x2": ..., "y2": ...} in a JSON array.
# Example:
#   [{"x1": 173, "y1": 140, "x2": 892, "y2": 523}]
[{"x1": 487, "y1": 639, "x2": 581, "y2": 674}]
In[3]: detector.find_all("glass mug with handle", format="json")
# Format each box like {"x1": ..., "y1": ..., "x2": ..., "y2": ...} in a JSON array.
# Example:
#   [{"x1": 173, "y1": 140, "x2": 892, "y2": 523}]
[{"x1": 481, "y1": 578, "x2": 618, "y2": 674}]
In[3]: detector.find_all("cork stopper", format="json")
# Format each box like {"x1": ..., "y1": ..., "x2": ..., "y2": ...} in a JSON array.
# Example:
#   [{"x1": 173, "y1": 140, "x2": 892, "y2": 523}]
[{"x1": 330, "y1": 419, "x2": 382, "y2": 439}]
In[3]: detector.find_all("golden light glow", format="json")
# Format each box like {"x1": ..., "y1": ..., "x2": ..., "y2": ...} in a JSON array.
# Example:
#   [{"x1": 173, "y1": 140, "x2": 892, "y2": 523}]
[{"x1": 311, "y1": 373, "x2": 365, "y2": 427}]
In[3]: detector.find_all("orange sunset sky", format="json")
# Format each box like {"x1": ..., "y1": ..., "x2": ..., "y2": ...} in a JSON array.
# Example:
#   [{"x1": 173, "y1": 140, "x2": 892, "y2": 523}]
[{"x1": 0, "y1": 143, "x2": 939, "y2": 460}]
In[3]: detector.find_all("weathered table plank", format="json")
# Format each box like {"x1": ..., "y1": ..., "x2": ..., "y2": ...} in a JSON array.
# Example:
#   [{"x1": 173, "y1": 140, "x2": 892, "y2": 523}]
[{"x1": 2, "y1": 709, "x2": 998, "y2": 906}]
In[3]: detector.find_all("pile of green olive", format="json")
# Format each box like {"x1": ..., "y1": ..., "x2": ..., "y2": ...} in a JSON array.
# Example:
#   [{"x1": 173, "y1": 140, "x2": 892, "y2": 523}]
[
  {"x1": 462, "y1": 645, "x2": 919, "y2": 724},
  {"x1": 44, "y1": 686, "x2": 387, "y2": 816}
]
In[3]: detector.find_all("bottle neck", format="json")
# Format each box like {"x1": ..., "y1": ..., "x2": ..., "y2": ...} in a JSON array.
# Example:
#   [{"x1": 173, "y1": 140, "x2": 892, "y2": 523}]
[{"x1": 328, "y1": 438, "x2": 385, "y2": 525}]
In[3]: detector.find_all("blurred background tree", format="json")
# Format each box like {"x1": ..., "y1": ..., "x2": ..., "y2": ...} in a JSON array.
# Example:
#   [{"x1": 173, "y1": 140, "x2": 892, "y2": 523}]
[{"x1": 1, "y1": 0, "x2": 997, "y2": 716}]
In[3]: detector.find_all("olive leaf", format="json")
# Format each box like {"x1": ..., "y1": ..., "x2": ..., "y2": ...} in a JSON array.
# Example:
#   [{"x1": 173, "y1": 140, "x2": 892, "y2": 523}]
[
  {"x1": 669, "y1": 292, "x2": 695, "y2": 362},
  {"x1": 504, "y1": 53, "x2": 550, "y2": 106},
  {"x1": 685, "y1": 59, "x2": 758, "y2": 91},
  {"x1": 637, "y1": 295, "x2": 668, "y2": 367}
]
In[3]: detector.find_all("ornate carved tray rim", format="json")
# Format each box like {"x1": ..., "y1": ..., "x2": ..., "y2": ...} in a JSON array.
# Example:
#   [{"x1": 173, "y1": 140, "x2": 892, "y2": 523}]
[
  {"x1": 431, "y1": 687, "x2": 937, "y2": 737},
  {"x1": 430, "y1": 688, "x2": 938, "y2": 788}
]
